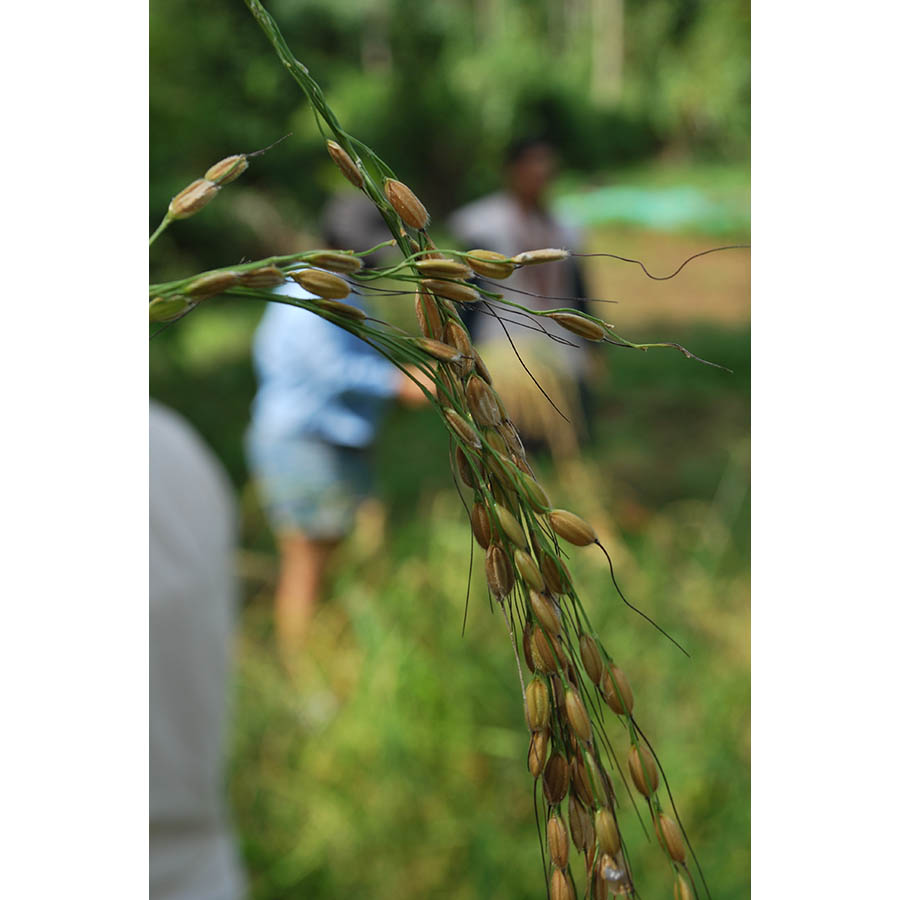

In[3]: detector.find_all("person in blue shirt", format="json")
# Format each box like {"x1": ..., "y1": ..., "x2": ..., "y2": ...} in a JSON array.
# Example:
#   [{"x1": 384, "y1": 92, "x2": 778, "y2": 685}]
[{"x1": 246, "y1": 271, "x2": 426, "y2": 659}]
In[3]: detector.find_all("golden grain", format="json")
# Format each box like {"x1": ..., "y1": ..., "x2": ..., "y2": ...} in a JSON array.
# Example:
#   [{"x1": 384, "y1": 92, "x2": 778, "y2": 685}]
[
  {"x1": 627, "y1": 744, "x2": 659, "y2": 797},
  {"x1": 290, "y1": 268, "x2": 351, "y2": 299},
  {"x1": 549, "y1": 312, "x2": 606, "y2": 341},
  {"x1": 307, "y1": 251, "x2": 364, "y2": 274},
  {"x1": 415, "y1": 257, "x2": 472, "y2": 279},
  {"x1": 529, "y1": 590, "x2": 562, "y2": 637},
  {"x1": 594, "y1": 808, "x2": 620, "y2": 856},
  {"x1": 601, "y1": 664, "x2": 634, "y2": 716},
  {"x1": 525, "y1": 677, "x2": 551, "y2": 732},
  {"x1": 568, "y1": 793, "x2": 594, "y2": 852},
  {"x1": 547, "y1": 815, "x2": 569, "y2": 869},
  {"x1": 168, "y1": 178, "x2": 220, "y2": 219},
  {"x1": 238, "y1": 266, "x2": 285, "y2": 287},
  {"x1": 655, "y1": 814, "x2": 686, "y2": 863},
  {"x1": 540, "y1": 551, "x2": 571, "y2": 595},
  {"x1": 184, "y1": 270, "x2": 239, "y2": 300},
  {"x1": 485, "y1": 544, "x2": 514, "y2": 597},
  {"x1": 204, "y1": 154, "x2": 248, "y2": 185},
  {"x1": 528, "y1": 727, "x2": 549, "y2": 776},
  {"x1": 564, "y1": 689, "x2": 592, "y2": 743},
  {"x1": 416, "y1": 337, "x2": 462, "y2": 363},
  {"x1": 548, "y1": 509, "x2": 598, "y2": 546},
  {"x1": 421, "y1": 278, "x2": 479, "y2": 304},
  {"x1": 326, "y1": 140, "x2": 364, "y2": 188},
  {"x1": 542, "y1": 753, "x2": 570, "y2": 806},
  {"x1": 444, "y1": 409, "x2": 482, "y2": 449},
  {"x1": 465, "y1": 248, "x2": 515, "y2": 279},
  {"x1": 384, "y1": 178, "x2": 430, "y2": 229},
  {"x1": 415, "y1": 290, "x2": 443, "y2": 338},
  {"x1": 494, "y1": 504, "x2": 528, "y2": 550},
  {"x1": 515, "y1": 551, "x2": 545, "y2": 592},
  {"x1": 674, "y1": 873, "x2": 694, "y2": 900},
  {"x1": 578, "y1": 634, "x2": 605, "y2": 686}
]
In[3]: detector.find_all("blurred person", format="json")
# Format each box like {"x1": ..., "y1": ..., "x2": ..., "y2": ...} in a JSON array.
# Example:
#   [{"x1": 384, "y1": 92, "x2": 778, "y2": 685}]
[
  {"x1": 150, "y1": 401, "x2": 245, "y2": 900},
  {"x1": 448, "y1": 137, "x2": 597, "y2": 459},
  {"x1": 246, "y1": 193, "x2": 428, "y2": 660}
]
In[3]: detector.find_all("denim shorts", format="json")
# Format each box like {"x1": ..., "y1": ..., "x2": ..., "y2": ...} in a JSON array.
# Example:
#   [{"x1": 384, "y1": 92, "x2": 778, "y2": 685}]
[{"x1": 245, "y1": 431, "x2": 374, "y2": 539}]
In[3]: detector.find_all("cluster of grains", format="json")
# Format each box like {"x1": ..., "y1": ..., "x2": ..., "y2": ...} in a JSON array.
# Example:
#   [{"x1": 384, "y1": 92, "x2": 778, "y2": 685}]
[
  {"x1": 381, "y1": 226, "x2": 698, "y2": 898},
  {"x1": 150, "y1": 104, "x2": 700, "y2": 897}
]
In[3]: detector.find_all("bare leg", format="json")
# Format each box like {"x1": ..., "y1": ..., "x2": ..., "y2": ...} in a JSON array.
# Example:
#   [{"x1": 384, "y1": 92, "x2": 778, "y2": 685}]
[{"x1": 274, "y1": 532, "x2": 341, "y2": 662}]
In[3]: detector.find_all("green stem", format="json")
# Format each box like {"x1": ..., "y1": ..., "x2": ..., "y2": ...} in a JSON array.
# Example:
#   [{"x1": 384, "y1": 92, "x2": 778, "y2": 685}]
[{"x1": 149, "y1": 215, "x2": 171, "y2": 247}]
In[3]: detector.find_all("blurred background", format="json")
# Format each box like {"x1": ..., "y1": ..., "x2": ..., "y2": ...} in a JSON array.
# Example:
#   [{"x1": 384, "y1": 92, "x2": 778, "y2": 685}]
[{"x1": 150, "y1": 1, "x2": 749, "y2": 898}]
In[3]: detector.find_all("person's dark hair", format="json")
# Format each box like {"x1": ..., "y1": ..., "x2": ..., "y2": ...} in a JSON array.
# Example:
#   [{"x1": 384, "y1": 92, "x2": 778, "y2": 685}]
[{"x1": 504, "y1": 135, "x2": 555, "y2": 167}]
